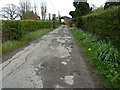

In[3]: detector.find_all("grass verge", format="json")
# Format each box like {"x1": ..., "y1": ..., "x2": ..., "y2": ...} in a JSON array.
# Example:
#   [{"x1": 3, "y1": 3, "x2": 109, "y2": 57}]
[
  {"x1": 71, "y1": 28, "x2": 120, "y2": 88},
  {"x1": 1, "y1": 28, "x2": 54, "y2": 56}
]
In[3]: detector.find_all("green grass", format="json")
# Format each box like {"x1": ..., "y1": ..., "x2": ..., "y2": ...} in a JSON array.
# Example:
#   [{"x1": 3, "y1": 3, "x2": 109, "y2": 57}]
[
  {"x1": 1, "y1": 28, "x2": 54, "y2": 56},
  {"x1": 71, "y1": 28, "x2": 120, "y2": 88}
]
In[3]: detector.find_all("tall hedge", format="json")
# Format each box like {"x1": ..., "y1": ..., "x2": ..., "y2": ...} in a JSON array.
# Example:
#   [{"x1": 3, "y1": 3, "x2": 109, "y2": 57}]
[
  {"x1": 80, "y1": 6, "x2": 120, "y2": 50},
  {"x1": 2, "y1": 20, "x2": 60, "y2": 42}
]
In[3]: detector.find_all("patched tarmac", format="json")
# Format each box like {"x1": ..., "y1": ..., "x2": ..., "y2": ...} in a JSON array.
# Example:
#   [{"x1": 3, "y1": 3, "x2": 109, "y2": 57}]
[{"x1": 1, "y1": 25, "x2": 105, "y2": 88}]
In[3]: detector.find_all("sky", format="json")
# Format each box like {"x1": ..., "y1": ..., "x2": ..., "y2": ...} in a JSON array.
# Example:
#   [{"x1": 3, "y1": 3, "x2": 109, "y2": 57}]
[{"x1": 0, "y1": 0, "x2": 107, "y2": 19}]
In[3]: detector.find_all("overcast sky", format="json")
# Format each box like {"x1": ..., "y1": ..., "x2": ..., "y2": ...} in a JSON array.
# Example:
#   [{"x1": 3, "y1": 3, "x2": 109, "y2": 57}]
[{"x1": 0, "y1": 0, "x2": 107, "y2": 19}]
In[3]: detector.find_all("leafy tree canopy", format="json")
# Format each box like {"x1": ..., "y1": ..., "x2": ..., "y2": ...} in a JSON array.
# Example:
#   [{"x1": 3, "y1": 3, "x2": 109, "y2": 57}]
[
  {"x1": 69, "y1": 2, "x2": 91, "y2": 18},
  {"x1": 104, "y1": 2, "x2": 120, "y2": 9}
]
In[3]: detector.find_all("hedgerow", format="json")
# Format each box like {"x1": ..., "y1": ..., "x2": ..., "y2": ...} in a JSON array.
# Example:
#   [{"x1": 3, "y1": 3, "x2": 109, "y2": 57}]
[
  {"x1": 2, "y1": 20, "x2": 60, "y2": 42},
  {"x1": 75, "y1": 6, "x2": 120, "y2": 51},
  {"x1": 1, "y1": 28, "x2": 54, "y2": 56}
]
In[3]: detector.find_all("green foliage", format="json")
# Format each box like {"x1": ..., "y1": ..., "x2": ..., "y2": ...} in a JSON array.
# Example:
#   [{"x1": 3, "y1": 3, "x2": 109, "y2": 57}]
[
  {"x1": 2, "y1": 20, "x2": 60, "y2": 42},
  {"x1": 69, "y1": 18, "x2": 76, "y2": 27},
  {"x1": 8, "y1": 21, "x2": 23, "y2": 40},
  {"x1": 69, "y1": 2, "x2": 91, "y2": 18},
  {"x1": 76, "y1": 17, "x2": 83, "y2": 28},
  {"x1": 1, "y1": 40, "x2": 23, "y2": 56},
  {"x1": 104, "y1": 2, "x2": 120, "y2": 9},
  {"x1": 69, "y1": 11, "x2": 76, "y2": 18},
  {"x1": 71, "y1": 28, "x2": 120, "y2": 88},
  {"x1": 79, "y1": 6, "x2": 120, "y2": 51},
  {"x1": 1, "y1": 28, "x2": 54, "y2": 56},
  {"x1": 96, "y1": 42, "x2": 120, "y2": 63}
]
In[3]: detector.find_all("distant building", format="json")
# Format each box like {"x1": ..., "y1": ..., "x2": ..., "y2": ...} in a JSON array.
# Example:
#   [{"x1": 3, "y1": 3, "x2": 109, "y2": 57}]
[
  {"x1": 21, "y1": 11, "x2": 40, "y2": 20},
  {"x1": 62, "y1": 16, "x2": 71, "y2": 24}
]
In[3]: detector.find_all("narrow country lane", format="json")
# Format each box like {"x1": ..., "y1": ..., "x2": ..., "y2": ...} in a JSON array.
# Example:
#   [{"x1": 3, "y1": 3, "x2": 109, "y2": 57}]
[{"x1": 1, "y1": 25, "x2": 105, "y2": 88}]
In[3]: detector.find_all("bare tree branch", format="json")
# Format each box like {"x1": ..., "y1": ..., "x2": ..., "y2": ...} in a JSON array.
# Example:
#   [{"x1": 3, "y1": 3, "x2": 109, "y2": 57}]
[
  {"x1": 2, "y1": 4, "x2": 20, "y2": 20},
  {"x1": 41, "y1": 2, "x2": 47, "y2": 20}
]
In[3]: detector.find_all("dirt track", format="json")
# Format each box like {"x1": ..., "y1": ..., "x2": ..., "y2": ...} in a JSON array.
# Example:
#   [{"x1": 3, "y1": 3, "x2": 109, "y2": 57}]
[{"x1": 1, "y1": 25, "x2": 105, "y2": 88}]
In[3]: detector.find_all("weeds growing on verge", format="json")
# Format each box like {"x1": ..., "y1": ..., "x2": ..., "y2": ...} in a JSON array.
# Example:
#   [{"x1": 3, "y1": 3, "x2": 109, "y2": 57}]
[
  {"x1": 71, "y1": 28, "x2": 120, "y2": 88},
  {"x1": 1, "y1": 28, "x2": 53, "y2": 56}
]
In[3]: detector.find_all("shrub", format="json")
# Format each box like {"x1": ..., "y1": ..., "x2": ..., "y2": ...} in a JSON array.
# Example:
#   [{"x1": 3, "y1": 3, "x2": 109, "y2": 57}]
[
  {"x1": 2, "y1": 20, "x2": 60, "y2": 42},
  {"x1": 69, "y1": 18, "x2": 77, "y2": 27},
  {"x1": 76, "y1": 6, "x2": 120, "y2": 51},
  {"x1": 76, "y1": 17, "x2": 83, "y2": 28}
]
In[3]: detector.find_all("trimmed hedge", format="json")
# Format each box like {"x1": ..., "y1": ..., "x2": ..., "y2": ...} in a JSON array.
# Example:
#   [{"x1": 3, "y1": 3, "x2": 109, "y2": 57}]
[
  {"x1": 2, "y1": 20, "x2": 60, "y2": 42},
  {"x1": 76, "y1": 6, "x2": 120, "y2": 51}
]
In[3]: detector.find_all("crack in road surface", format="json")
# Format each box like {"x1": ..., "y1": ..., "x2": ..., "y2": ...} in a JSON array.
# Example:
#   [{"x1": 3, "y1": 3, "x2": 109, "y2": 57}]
[{"x1": 1, "y1": 25, "x2": 105, "y2": 88}]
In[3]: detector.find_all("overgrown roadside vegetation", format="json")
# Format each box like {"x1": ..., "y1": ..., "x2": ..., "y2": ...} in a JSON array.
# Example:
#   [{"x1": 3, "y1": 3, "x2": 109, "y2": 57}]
[
  {"x1": 81, "y1": 6, "x2": 120, "y2": 50},
  {"x1": 2, "y1": 20, "x2": 60, "y2": 42},
  {"x1": 1, "y1": 20, "x2": 60, "y2": 56},
  {"x1": 1, "y1": 28, "x2": 55, "y2": 56},
  {"x1": 71, "y1": 28, "x2": 120, "y2": 88},
  {"x1": 70, "y1": 6, "x2": 120, "y2": 51}
]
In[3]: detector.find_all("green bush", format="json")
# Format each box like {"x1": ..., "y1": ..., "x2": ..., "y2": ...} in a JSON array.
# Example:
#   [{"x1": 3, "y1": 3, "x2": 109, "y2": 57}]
[
  {"x1": 76, "y1": 6, "x2": 120, "y2": 51},
  {"x1": 69, "y1": 18, "x2": 76, "y2": 27},
  {"x1": 2, "y1": 20, "x2": 60, "y2": 42},
  {"x1": 76, "y1": 17, "x2": 83, "y2": 28}
]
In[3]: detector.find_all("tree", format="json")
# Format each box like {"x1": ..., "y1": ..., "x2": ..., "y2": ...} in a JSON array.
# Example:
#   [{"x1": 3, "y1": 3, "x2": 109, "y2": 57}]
[
  {"x1": 19, "y1": 0, "x2": 32, "y2": 20},
  {"x1": 74, "y1": 2, "x2": 91, "y2": 16},
  {"x1": 41, "y1": 2, "x2": 47, "y2": 20},
  {"x1": 69, "y1": 11, "x2": 76, "y2": 18},
  {"x1": 69, "y1": 2, "x2": 91, "y2": 18},
  {"x1": 19, "y1": 0, "x2": 31, "y2": 12},
  {"x1": 69, "y1": 2, "x2": 91, "y2": 28},
  {"x1": 104, "y1": 1, "x2": 120, "y2": 9},
  {"x1": 2, "y1": 4, "x2": 20, "y2": 20},
  {"x1": 19, "y1": 0, "x2": 40, "y2": 20},
  {"x1": 49, "y1": 13, "x2": 51, "y2": 20},
  {"x1": 33, "y1": 0, "x2": 38, "y2": 14},
  {"x1": 52, "y1": 14, "x2": 56, "y2": 28}
]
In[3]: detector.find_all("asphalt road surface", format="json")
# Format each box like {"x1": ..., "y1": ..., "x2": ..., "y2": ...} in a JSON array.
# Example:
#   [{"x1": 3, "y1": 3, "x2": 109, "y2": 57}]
[{"x1": 1, "y1": 25, "x2": 105, "y2": 88}]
